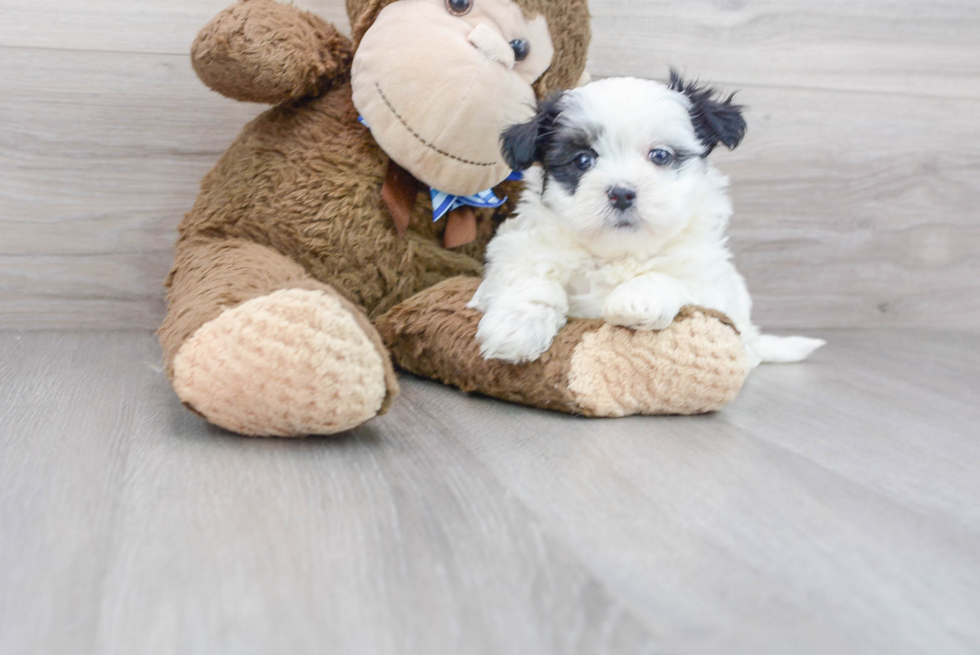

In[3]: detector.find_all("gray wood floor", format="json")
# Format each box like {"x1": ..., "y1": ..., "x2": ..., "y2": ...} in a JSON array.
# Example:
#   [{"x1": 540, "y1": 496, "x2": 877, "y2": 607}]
[{"x1": 1, "y1": 329, "x2": 978, "y2": 654}]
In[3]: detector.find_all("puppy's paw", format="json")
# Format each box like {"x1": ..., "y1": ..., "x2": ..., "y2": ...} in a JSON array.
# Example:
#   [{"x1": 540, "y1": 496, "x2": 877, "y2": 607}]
[
  {"x1": 476, "y1": 303, "x2": 566, "y2": 363},
  {"x1": 603, "y1": 282, "x2": 683, "y2": 331}
]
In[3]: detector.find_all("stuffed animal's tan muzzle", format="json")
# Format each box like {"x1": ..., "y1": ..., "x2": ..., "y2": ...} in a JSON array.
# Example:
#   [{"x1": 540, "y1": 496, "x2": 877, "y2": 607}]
[{"x1": 351, "y1": 0, "x2": 554, "y2": 196}]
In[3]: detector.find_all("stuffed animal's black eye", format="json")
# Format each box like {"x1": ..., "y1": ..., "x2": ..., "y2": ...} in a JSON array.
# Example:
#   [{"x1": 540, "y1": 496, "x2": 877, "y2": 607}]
[
  {"x1": 446, "y1": 0, "x2": 472, "y2": 16},
  {"x1": 649, "y1": 149, "x2": 674, "y2": 166},
  {"x1": 574, "y1": 152, "x2": 596, "y2": 171},
  {"x1": 511, "y1": 39, "x2": 530, "y2": 62}
]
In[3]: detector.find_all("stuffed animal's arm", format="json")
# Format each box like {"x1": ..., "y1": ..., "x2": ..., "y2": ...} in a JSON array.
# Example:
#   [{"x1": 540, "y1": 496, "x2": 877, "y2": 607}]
[{"x1": 192, "y1": 0, "x2": 353, "y2": 104}]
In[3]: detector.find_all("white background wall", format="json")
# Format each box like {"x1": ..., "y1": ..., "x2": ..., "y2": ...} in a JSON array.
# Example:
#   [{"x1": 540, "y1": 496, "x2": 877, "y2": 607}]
[{"x1": 1, "y1": 0, "x2": 978, "y2": 329}]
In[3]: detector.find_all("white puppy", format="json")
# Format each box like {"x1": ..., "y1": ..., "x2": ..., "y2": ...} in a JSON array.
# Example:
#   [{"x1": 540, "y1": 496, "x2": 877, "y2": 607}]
[{"x1": 469, "y1": 74, "x2": 825, "y2": 367}]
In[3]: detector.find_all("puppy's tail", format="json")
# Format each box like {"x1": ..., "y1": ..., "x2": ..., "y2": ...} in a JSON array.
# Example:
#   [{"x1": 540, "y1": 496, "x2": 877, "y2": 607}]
[{"x1": 747, "y1": 334, "x2": 826, "y2": 365}]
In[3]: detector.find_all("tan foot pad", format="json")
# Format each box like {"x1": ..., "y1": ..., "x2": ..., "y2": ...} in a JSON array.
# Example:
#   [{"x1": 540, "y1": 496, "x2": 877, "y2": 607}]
[
  {"x1": 173, "y1": 289, "x2": 389, "y2": 437},
  {"x1": 377, "y1": 277, "x2": 749, "y2": 417}
]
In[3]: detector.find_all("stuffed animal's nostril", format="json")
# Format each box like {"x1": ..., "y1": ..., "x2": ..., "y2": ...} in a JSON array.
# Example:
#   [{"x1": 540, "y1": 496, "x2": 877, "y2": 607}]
[
  {"x1": 467, "y1": 24, "x2": 516, "y2": 69},
  {"x1": 510, "y1": 39, "x2": 530, "y2": 62},
  {"x1": 608, "y1": 186, "x2": 637, "y2": 210}
]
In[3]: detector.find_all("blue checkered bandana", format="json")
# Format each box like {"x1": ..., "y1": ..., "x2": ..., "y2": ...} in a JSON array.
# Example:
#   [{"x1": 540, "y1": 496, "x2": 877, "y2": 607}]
[
  {"x1": 360, "y1": 116, "x2": 523, "y2": 222},
  {"x1": 429, "y1": 171, "x2": 524, "y2": 221}
]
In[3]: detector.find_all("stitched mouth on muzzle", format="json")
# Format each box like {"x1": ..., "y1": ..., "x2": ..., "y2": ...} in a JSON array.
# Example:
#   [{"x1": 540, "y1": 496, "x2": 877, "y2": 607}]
[{"x1": 375, "y1": 82, "x2": 498, "y2": 168}]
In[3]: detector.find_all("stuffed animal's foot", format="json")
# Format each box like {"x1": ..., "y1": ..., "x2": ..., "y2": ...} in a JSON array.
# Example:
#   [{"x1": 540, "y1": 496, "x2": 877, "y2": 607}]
[
  {"x1": 562, "y1": 318, "x2": 746, "y2": 417},
  {"x1": 172, "y1": 288, "x2": 394, "y2": 437},
  {"x1": 377, "y1": 278, "x2": 750, "y2": 417}
]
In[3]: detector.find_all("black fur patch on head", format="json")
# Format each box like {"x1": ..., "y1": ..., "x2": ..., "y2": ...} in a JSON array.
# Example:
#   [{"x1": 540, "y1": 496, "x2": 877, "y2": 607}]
[
  {"x1": 668, "y1": 69, "x2": 747, "y2": 156},
  {"x1": 543, "y1": 124, "x2": 598, "y2": 195},
  {"x1": 500, "y1": 93, "x2": 564, "y2": 171},
  {"x1": 501, "y1": 93, "x2": 601, "y2": 195}
]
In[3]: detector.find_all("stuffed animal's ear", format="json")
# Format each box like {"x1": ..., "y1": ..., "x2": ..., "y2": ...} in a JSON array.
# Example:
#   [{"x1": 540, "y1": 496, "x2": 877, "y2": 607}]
[
  {"x1": 500, "y1": 93, "x2": 564, "y2": 171},
  {"x1": 668, "y1": 70, "x2": 746, "y2": 155}
]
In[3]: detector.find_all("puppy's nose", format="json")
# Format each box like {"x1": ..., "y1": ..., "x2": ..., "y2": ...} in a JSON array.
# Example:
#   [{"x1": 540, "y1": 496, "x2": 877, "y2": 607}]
[{"x1": 608, "y1": 186, "x2": 637, "y2": 211}]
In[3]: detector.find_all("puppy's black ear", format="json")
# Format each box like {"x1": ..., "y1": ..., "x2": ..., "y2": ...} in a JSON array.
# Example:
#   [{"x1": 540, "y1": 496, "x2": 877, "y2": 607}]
[
  {"x1": 500, "y1": 93, "x2": 563, "y2": 171},
  {"x1": 668, "y1": 69, "x2": 746, "y2": 156}
]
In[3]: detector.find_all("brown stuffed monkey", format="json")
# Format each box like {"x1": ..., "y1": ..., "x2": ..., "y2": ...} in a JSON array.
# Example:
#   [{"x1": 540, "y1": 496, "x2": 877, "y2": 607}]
[{"x1": 159, "y1": 0, "x2": 748, "y2": 437}]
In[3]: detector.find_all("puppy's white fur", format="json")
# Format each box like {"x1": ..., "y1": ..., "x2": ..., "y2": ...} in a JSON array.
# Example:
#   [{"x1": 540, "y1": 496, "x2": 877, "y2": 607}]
[{"x1": 470, "y1": 77, "x2": 824, "y2": 366}]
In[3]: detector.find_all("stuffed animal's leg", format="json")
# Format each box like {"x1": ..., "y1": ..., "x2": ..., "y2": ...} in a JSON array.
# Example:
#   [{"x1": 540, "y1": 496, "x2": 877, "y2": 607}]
[
  {"x1": 159, "y1": 238, "x2": 399, "y2": 437},
  {"x1": 376, "y1": 278, "x2": 749, "y2": 417}
]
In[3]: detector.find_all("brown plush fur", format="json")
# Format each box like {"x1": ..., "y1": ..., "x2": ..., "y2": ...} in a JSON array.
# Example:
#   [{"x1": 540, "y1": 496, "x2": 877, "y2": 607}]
[{"x1": 167, "y1": 82, "x2": 493, "y2": 322}]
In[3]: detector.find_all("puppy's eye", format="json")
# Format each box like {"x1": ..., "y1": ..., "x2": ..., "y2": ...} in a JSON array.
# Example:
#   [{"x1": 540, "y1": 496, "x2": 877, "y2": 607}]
[
  {"x1": 446, "y1": 0, "x2": 472, "y2": 16},
  {"x1": 574, "y1": 152, "x2": 596, "y2": 171},
  {"x1": 510, "y1": 39, "x2": 530, "y2": 62},
  {"x1": 649, "y1": 149, "x2": 674, "y2": 166}
]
